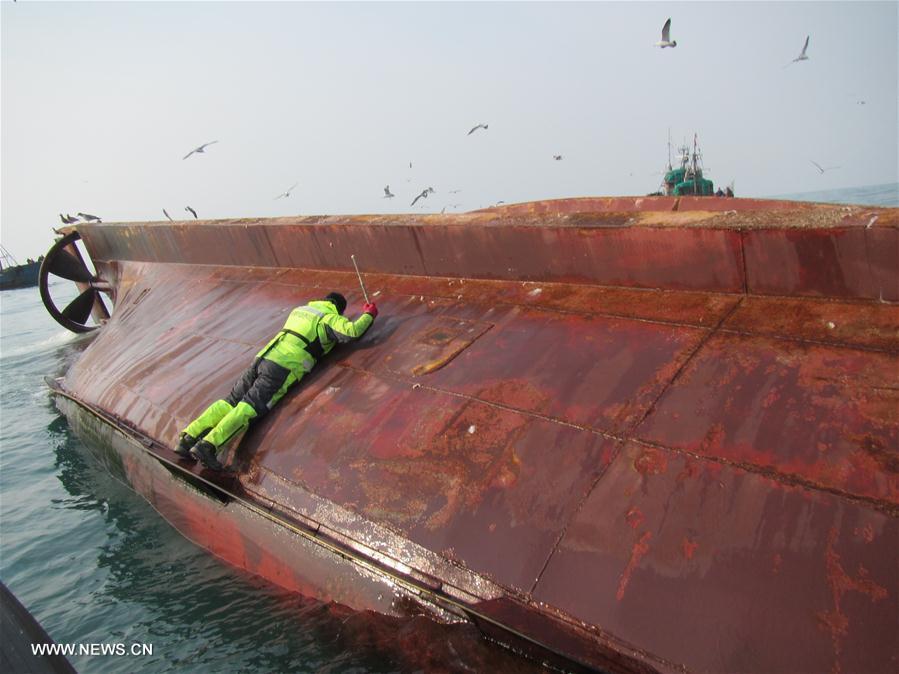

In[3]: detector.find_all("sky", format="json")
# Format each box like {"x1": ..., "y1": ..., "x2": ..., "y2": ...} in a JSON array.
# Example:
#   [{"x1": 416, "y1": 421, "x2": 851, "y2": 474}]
[{"x1": 1, "y1": 1, "x2": 897, "y2": 259}]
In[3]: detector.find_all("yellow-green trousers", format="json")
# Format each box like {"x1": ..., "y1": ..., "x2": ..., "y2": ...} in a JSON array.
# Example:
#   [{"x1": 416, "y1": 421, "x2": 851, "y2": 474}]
[{"x1": 183, "y1": 357, "x2": 300, "y2": 451}]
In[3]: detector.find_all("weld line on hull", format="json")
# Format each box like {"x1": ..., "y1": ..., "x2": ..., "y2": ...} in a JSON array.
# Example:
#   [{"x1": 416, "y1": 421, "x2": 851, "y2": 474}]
[
  {"x1": 716, "y1": 326, "x2": 899, "y2": 355},
  {"x1": 626, "y1": 297, "x2": 746, "y2": 437},
  {"x1": 629, "y1": 436, "x2": 898, "y2": 517}
]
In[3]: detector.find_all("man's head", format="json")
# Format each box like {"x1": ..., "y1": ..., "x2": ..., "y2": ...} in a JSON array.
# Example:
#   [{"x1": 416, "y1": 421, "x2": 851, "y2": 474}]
[{"x1": 324, "y1": 292, "x2": 347, "y2": 315}]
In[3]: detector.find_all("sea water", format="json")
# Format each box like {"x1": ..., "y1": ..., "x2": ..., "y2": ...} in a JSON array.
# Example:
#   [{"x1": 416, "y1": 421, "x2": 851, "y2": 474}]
[{"x1": 1, "y1": 184, "x2": 895, "y2": 673}]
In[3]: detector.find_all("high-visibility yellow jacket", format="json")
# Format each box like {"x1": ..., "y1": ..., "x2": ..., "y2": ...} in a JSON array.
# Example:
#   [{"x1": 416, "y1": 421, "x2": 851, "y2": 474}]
[{"x1": 256, "y1": 300, "x2": 373, "y2": 377}]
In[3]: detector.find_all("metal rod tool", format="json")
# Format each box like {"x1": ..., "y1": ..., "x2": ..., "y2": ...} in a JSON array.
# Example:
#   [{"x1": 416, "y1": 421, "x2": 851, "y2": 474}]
[{"x1": 350, "y1": 254, "x2": 369, "y2": 303}]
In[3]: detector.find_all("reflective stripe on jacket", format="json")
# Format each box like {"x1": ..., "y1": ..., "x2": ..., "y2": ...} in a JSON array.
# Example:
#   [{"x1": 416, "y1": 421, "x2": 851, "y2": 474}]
[{"x1": 256, "y1": 300, "x2": 373, "y2": 377}]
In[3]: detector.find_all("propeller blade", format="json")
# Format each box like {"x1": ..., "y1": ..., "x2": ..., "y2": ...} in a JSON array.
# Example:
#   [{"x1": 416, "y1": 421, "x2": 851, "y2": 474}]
[
  {"x1": 61, "y1": 288, "x2": 98, "y2": 325},
  {"x1": 46, "y1": 249, "x2": 94, "y2": 283}
]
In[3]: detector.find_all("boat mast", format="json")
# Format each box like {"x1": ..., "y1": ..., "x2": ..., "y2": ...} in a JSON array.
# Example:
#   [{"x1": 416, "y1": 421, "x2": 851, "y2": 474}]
[
  {"x1": 692, "y1": 134, "x2": 698, "y2": 192},
  {"x1": 667, "y1": 127, "x2": 673, "y2": 171},
  {"x1": 0, "y1": 245, "x2": 19, "y2": 271}
]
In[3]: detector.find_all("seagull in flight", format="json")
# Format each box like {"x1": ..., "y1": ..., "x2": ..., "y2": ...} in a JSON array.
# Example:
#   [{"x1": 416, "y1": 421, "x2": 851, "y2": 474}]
[
  {"x1": 449, "y1": 189, "x2": 462, "y2": 194},
  {"x1": 655, "y1": 18, "x2": 677, "y2": 48},
  {"x1": 810, "y1": 160, "x2": 840, "y2": 174},
  {"x1": 185, "y1": 206, "x2": 198, "y2": 218},
  {"x1": 183, "y1": 141, "x2": 219, "y2": 160},
  {"x1": 383, "y1": 185, "x2": 395, "y2": 198},
  {"x1": 77, "y1": 212, "x2": 101, "y2": 222},
  {"x1": 163, "y1": 209, "x2": 173, "y2": 221},
  {"x1": 553, "y1": 154, "x2": 563, "y2": 161},
  {"x1": 411, "y1": 189, "x2": 431, "y2": 207},
  {"x1": 468, "y1": 123, "x2": 488, "y2": 136},
  {"x1": 785, "y1": 36, "x2": 810, "y2": 67},
  {"x1": 274, "y1": 182, "x2": 299, "y2": 200}
]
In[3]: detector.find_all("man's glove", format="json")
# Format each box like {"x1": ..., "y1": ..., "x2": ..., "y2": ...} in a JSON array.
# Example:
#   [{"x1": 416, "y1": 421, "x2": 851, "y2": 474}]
[{"x1": 362, "y1": 302, "x2": 378, "y2": 318}]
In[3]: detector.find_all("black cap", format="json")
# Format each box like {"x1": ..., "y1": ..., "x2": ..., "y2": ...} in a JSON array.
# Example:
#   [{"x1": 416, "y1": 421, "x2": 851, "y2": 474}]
[{"x1": 324, "y1": 292, "x2": 347, "y2": 315}]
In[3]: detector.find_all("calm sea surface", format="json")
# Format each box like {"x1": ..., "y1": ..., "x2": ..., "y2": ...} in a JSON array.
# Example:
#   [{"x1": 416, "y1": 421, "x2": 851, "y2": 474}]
[{"x1": 1, "y1": 184, "x2": 896, "y2": 673}]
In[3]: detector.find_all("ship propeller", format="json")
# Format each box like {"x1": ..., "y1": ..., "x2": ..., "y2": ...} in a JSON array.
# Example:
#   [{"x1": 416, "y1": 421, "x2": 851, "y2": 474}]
[
  {"x1": 61, "y1": 287, "x2": 101, "y2": 325},
  {"x1": 39, "y1": 231, "x2": 112, "y2": 333},
  {"x1": 44, "y1": 247, "x2": 95, "y2": 283}
]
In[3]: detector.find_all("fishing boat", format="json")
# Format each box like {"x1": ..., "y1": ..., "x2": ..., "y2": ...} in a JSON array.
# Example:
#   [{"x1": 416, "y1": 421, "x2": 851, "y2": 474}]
[
  {"x1": 40, "y1": 197, "x2": 898, "y2": 673},
  {"x1": 0, "y1": 246, "x2": 42, "y2": 291},
  {"x1": 651, "y1": 134, "x2": 731, "y2": 197}
]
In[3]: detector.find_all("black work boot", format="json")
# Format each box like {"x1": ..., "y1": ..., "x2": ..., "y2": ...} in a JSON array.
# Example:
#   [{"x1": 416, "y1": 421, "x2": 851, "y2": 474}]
[
  {"x1": 173, "y1": 433, "x2": 198, "y2": 461},
  {"x1": 190, "y1": 440, "x2": 224, "y2": 471}
]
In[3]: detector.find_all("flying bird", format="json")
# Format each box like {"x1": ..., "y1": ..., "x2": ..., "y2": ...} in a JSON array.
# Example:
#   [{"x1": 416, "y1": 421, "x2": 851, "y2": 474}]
[
  {"x1": 785, "y1": 36, "x2": 810, "y2": 67},
  {"x1": 383, "y1": 185, "x2": 395, "y2": 198},
  {"x1": 449, "y1": 189, "x2": 462, "y2": 194},
  {"x1": 655, "y1": 18, "x2": 677, "y2": 48},
  {"x1": 468, "y1": 123, "x2": 488, "y2": 136},
  {"x1": 411, "y1": 189, "x2": 431, "y2": 207},
  {"x1": 810, "y1": 160, "x2": 840, "y2": 174},
  {"x1": 163, "y1": 209, "x2": 173, "y2": 221},
  {"x1": 274, "y1": 182, "x2": 299, "y2": 200},
  {"x1": 553, "y1": 155, "x2": 563, "y2": 161},
  {"x1": 185, "y1": 206, "x2": 198, "y2": 219},
  {"x1": 183, "y1": 141, "x2": 219, "y2": 160},
  {"x1": 77, "y1": 212, "x2": 101, "y2": 222}
]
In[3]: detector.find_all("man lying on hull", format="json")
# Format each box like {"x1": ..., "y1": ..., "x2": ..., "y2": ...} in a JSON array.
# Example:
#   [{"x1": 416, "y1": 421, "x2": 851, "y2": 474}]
[{"x1": 174, "y1": 292, "x2": 378, "y2": 470}]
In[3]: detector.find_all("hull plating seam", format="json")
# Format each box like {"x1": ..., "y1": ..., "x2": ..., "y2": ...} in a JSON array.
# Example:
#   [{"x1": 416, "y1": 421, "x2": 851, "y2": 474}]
[{"x1": 339, "y1": 361, "x2": 894, "y2": 517}]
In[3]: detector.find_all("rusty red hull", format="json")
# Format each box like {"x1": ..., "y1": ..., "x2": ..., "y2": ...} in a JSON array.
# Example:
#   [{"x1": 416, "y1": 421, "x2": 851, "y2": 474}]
[{"x1": 49, "y1": 197, "x2": 898, "y2": 673}]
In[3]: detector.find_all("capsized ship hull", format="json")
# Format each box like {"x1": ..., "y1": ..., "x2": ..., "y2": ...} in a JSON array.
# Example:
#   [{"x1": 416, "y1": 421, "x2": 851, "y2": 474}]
[{"x1": 47, "y1": 197, "x2": 898, "y2": 673}]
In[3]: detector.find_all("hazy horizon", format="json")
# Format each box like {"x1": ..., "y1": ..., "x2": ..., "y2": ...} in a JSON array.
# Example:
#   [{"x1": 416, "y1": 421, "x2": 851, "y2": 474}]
[{"x1": 2, "y1": 1, "x2": 897, "y2": 259}]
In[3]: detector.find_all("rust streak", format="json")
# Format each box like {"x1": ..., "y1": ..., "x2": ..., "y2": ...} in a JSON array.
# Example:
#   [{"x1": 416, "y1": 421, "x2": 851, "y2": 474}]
[
  {"x1": 681, "y1": 537, "x2": 698, "y2": 561},
  {"x1": 816, "y1": 526, "x2": 889, "y2": 674},
  {"x1": 616, "y1": 531, "x2": 653, "y2": 601}
]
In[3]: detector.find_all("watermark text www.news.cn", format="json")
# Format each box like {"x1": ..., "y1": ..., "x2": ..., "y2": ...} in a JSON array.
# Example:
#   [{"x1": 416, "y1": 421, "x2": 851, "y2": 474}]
[{"x1": 32, "y1": 643, "x2": 153, "y2": 657}]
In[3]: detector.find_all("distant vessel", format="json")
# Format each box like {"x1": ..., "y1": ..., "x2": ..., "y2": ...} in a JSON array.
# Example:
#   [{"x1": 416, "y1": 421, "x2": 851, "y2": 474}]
[
  {"x1": 651, "y1": 133, "x2": 731, "y2": 197},
  {"x1": 0, "y1": 246, "x2": 42, "y2": 291}
]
